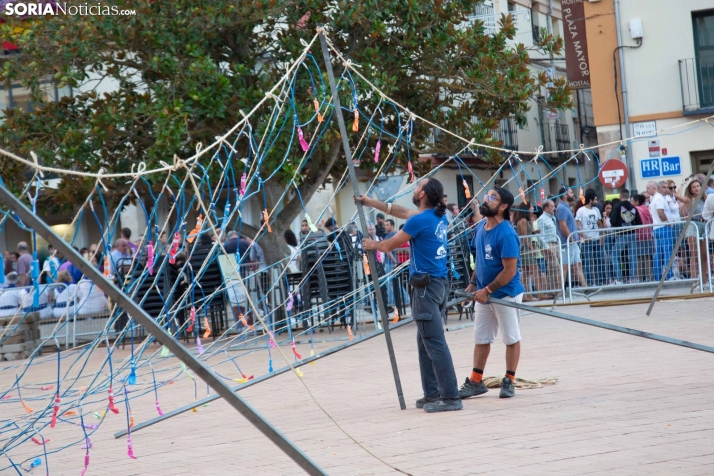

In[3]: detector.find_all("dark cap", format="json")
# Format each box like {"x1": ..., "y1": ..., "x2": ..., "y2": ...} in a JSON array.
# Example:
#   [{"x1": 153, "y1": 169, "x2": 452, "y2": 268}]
[
  {"x1": 325, "y1": 218, "x2": 337, "y2": 228},
  {"x1": 375, "y1": 213, "x2": 385, "y2": 219},
  {"x1": 492, "y1": 187, "x2": 515, "y2": 221}
]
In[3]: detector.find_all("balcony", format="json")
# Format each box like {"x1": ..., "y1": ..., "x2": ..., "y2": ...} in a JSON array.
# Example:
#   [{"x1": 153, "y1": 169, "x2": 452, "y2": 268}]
[
  {"x1": 679, "y1": 58, "x2": 714, "y2": 115},
  {"x1": 463, "y1": 8, "x2": 534, "y2": 46},
  {"x1": 542, "y1": 122, "x2": 571, "y2": 159},
  {"x1": 555, "y1": 123, "x2": 570, "y2": 153},
  {"x1": 491, "y1": 117, "x2": 519, "y2": 152}
]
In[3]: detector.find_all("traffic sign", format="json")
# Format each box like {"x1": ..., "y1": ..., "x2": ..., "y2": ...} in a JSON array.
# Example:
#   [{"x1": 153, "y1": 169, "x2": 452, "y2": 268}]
[
  {"x1": 640, "y1": 158, "x2": 661, "y2": 178},
  {"x1": 661, "y1": 156, "x2": 681, "y2": 176},
  {"x1": 599, "y1": 159, "x2": 628, "y2": 189}
]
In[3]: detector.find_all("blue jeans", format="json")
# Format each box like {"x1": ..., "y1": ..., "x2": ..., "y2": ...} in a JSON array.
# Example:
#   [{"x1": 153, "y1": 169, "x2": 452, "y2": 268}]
[
  {"x1": 612, "y1": 232, "x2": 637, "y2": 281},
  {"x1": 580, "y1": 240, "x2": 604, "y2": 286},
  {"x1": 653, "y1": 227, "x2": 675, "y2": 280},
  {"x1": 411, "y1": 278, "x2": 459, "y2": 400},
  {"x1": 383, "y1": 260, "x2": 396, "y2": 305}
]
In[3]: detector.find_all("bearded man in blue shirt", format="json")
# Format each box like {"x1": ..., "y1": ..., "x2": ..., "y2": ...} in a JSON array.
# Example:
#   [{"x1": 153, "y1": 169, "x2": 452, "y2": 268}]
[
  {"x1": 460, "y1": 187, "x2": 525, "y2": 400},
  {"x1": 358, "y1": 178, "x2": 462, "y2": 413}
]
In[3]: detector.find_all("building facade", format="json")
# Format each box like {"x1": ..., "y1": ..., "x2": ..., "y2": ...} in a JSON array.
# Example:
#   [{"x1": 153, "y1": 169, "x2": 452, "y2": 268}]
[{"x1": 585, "y1": 0, "x2": 714, "y2": 193}]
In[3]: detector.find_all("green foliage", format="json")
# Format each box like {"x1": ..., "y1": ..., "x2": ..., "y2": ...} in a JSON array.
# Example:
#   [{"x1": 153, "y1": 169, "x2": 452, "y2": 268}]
[{"x1": 0, "y1": 0, "x2": 571, "y2": 217}]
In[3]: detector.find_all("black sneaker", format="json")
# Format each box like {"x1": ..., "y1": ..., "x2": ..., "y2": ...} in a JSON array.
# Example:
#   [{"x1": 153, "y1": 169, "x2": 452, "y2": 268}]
[
  {"x1": 458, "y1": 377, "x2": 488, "y2": 399},
  {"x1": 423, "y1": 399, "x2": 463, "y2": 413},
  {"x1": 499, "y1": 377, "x2": 515, "y2": 398},
  {"x1": 415, "y1": 395, "x2": 439, "y2": 409}
]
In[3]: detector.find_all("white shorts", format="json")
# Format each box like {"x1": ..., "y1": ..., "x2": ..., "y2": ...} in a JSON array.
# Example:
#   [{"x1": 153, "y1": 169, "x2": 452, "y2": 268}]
[
  {"x1": 560, "y1": 242, "x2": 582, "y2": 265},
  {"x1": 473, "y1": 293, "x2": 523, "y2": 345}
]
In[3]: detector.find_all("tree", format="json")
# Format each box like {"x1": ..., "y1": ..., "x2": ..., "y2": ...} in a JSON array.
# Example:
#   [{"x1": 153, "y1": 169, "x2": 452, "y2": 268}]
[{"x1": 0, "y1": 0, "x2": 570, "y2": 265}]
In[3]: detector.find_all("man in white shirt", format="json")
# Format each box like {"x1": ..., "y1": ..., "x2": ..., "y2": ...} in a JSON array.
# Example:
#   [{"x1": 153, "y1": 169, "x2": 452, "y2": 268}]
[
  {"x1": 575, "y1": 190, "x2": 603, "y2": 286},
  {"x1": 649, "y1": 181, "x2": 675, "y2": 281},
  {"x1": 0, "y1": 286, "x2": 22, "y2": 318},
  {"x1": 535, "y1": 200, "x2": 561, "y2": 289}
]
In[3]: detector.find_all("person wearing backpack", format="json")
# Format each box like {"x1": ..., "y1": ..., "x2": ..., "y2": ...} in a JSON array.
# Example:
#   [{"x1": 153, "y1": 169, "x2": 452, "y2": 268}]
[{"x1": 610, "y1": 189, "x2": 643, "y2": 284}]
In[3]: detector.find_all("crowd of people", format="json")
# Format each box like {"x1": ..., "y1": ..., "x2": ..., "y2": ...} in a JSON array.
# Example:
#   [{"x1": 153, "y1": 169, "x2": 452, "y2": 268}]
[{"x1": 506, "y1": 175, "x2": 714, "y2": 298}]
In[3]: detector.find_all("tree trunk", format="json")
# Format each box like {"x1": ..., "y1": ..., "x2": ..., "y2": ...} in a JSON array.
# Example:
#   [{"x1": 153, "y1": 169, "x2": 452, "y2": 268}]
[{"x1": 258, "y1": 136, "x2": 343, "y2": 266}]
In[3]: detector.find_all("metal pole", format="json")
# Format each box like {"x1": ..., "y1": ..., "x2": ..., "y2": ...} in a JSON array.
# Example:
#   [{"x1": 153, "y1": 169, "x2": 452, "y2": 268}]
[
  {"x1": 646, "y1": 159, "x2": 714, "y2": 315},
  {"x1": 614, "y1": 0, "x2": 635, "y2": 191},
  {"x1": 450, "y1": 291, "x2": 714, "y2": 355},
  {"x1": 117, "y1": 316, "x2": 416, "y2": 438},
  {"x1": 0, "y1": 185, "x2": 327, "y2": 476},
  {"x1": 317, "y1": 28, "x2": 407, "y2": 410}
]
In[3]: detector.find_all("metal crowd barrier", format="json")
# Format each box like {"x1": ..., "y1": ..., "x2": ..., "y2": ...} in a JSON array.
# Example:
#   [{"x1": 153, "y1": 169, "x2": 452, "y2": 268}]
[
  {"x1": 564, "y1": 221, "x2": 705, "y2": 302},
  {"x1": 517, "y1": 233, "x2": 566, "y2": 302}
]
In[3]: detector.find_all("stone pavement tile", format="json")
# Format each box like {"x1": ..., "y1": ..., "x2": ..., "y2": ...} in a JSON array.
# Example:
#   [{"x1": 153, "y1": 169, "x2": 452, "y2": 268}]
[{"x1": 5, "y1": 298, "x2": 714, "y2": 474}]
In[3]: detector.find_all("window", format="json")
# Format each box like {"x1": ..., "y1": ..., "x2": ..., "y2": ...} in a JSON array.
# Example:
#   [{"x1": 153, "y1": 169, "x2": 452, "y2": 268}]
[
  {"x1": 691, "y1": 150, "x2": 714, "y2": 177},
  {"x1": 456, "y1": 176, "x2": 474, "y2": 210},
  {"x1": 693, "y1": 10, "x2": 714, "y2": 108}
]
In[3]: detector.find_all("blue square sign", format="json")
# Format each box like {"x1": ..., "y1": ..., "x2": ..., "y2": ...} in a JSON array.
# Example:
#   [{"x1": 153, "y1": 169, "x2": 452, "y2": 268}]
[
  {"x1": 640, "y1": 158, "x2": 661, "y2": 178},
  {"x1": 661, "y1": 156, "x2": 681, "y2": 176}
]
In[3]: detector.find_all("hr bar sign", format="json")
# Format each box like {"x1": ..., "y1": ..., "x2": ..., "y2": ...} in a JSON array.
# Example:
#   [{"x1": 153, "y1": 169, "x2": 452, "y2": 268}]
[
  {"x1": 640, "y1": 156, "x2": 682, "y2": 178},
  {"x1": 562, "y1": 0, "x2": 591, "y2": 89}
]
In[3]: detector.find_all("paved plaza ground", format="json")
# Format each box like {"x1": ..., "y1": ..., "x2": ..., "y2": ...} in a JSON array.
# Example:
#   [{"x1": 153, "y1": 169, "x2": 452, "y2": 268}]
[{"x1": 2, "y1": 295, "x2": 714, "y2": 475}]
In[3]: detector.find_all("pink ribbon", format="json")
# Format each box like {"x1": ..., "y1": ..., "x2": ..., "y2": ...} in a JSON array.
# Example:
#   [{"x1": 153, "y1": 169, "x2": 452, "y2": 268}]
[
  {"x1": 108, "y1": 386, "x2": 120, "y2": 414},
  {"x1": 291, "y1": 339, "x2": 302, "y2": 360},
  {"x1": 374, "y1": 141, "x2": 381, "y2": 163},
  {"x1": 147, "y1": 241, "x2": 155, "y2": 275},
  {"x1": 127, "y1": 435, "x2": 137, "y2": 460},
  {"x1": 80, "y1": 454, "x2": 90, "y2": 476},
  {"x1": 298, "y1": 127, "x2": 309, "y2": 152},
  {"x1": 196, "y1": 336, "x2": 205, "y2": 355},
  {"x1": 50, "y1": 393, "x2": 60, "y2": 428},
  {"x1": 407, "y1": 161, "x2": 415, "y2": 183},
  {"x1": 239, "y1": 172, "x2": 247, "y2": 197},
  {"x1": 155, "y1": 400, "x2": 164, "y2": 416},
  {"x1": 168, "y1": 232, "x2": 180, "y2": 264}
]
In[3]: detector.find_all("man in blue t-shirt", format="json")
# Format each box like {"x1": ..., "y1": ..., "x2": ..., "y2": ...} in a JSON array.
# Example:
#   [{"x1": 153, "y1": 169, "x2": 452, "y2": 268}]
[
  {"x1": 556, "y1": 187, "x2": 588, "y2": 288},
  {"x1": 460, "y1": 187, "x2": 524, "y2": 400},
  {"x1": 359, "y1": 178, "x2": 461, "y2": 413}
]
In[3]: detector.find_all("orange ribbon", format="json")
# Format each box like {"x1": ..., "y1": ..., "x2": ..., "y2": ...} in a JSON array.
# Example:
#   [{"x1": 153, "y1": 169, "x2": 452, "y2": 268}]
[
  {"x1": 314, "y1": 98, "x2": 323, "y2": 123},
  {"x1": 263, "y1": 209, "x2": 272, "y2": 232},
  {"x1": 203, "y1": 317, "x2": 211, "y2": 338}
]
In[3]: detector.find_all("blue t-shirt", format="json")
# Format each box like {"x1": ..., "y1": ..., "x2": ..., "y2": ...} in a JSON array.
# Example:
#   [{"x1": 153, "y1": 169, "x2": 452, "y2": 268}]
[
  {"x1": 471, "y1": 221, "x2": 525, "y2": 299},
  {"x1": 555, "y1": 201, "x2": 577, "y2": 245},
  {"x1": 402, "y1": 209, "x2": 449, "y2": 279}
]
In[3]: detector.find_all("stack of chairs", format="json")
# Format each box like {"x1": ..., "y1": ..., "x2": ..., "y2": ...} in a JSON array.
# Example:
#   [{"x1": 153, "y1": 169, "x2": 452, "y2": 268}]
[
  {"x1": 188, "y1": 241, "x2": 227, "y2": 339},
  {"x1": 320, "y1": 231, "x2": 355, "y2": 331},
  {"x1": 298, "y1": 233, "x2": 330, "y2": 330}
]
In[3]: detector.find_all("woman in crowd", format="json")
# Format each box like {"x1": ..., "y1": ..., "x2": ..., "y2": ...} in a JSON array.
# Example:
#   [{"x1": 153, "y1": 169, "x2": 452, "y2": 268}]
[
  {"x1": 513, "y1": 202, "x2": 550, "y2": 301},
  {"x1": 19, "y1": 274, "x2": 53, "y2": 319},
  {"x1": 683, "y1": 178, "x2": 708, "y2": 283},
  {"x1": 283, "y1": 229, "x2": 301, "y2": 274},
  {"x1": 52, "y1": 271, "x2": 78, "y2": 319},
  {"x1": 667, "y1": 179, "x2": 689, "y2": 277},
  {"x1": 631, "y1": 194, "x2": 654, "y2": 281},
  {"x1": 75, "y1": 277, "x2": 109, "y2": 316},
  {"x1": 602, "y1": 200, "x2": 615, "y2": 284}
]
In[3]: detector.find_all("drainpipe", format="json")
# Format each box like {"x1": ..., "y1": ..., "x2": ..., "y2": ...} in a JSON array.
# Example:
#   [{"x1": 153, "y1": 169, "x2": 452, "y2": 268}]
[
  {"x1": 614, "y1": 0, "x2": 635, "y2": 191},
  {"x1": 546, "y1": 0, "x2": 565, "y2": 182}
]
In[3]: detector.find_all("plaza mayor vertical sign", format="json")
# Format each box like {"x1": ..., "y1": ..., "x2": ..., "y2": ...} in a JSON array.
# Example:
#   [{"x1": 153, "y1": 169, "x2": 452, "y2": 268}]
[{"x1": 562, "y1": 0, "x2": 591, "y2": 89}]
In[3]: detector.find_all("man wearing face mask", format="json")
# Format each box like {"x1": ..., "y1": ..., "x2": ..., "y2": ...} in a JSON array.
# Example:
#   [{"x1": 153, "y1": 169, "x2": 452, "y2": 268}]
[
  {"x1": 357, "y1": 178, "x2": 462, "y2": 413},
  {"x1": 459, "y1": 188, "x2": 524, "y2": 400}
]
